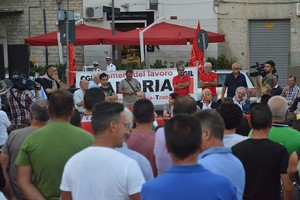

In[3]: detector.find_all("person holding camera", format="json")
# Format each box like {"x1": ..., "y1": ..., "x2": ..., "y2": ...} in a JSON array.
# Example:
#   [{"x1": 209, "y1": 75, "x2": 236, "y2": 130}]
[
  {"x1": 118, "y1": 69, "x2": 141, "y2": 108},
  {"x1": 255, "y1": 60, "x2": 275, "y2": 97},
  {"x1": 7, "y1": 73, "x2": 38, "y2": 128},
  {"x1": 40, "y1": 65, "x2": 68, "y2": 99}
]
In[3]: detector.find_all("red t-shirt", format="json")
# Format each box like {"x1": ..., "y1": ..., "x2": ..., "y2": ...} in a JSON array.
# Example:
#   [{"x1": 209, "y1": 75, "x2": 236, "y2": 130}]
[
  {"x1": 200, "y1": 72, "x2": 218, "y2": 96},
  {"x1": 81, "y1": 115, "x2": 94, "y2": 135},
  {"x1": 172, "y1": 75, "x2": 191, "y2": 95}
]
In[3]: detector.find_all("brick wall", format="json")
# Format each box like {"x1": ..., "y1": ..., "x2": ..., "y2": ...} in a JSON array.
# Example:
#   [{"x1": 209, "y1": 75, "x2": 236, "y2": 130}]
[{"x1": 0, "y1": 0, "x2": 84, "y2": 69}]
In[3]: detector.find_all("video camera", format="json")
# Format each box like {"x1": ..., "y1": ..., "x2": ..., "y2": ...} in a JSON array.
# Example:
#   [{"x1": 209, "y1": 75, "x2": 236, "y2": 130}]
[
  {"x1": 12, "y1": 74, "x2": 41, "y2": 91},
  {"x1": 249, "y1": 62, "x2": 266, "y2": 77}
]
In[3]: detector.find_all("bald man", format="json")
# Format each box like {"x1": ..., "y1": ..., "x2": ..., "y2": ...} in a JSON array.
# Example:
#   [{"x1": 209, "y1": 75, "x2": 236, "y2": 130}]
[
  {"x1": 221, "y1": 63, "x2": 248, "y2": 101},
  {"x1": 196, "y1": 89, "x2": 218, "y2": 110},
  {"x1": 249, "y1": 95, "x2": 300, "y2": 155},
  {"x1": 74, "y1": 79, "x2": 89, "y2": 113}
]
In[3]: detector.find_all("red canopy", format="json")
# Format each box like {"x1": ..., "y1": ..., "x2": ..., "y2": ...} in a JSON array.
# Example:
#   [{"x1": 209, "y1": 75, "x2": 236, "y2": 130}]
[
  {"x1": 25, "y1": 22, "x2": 225, "y2": 46},
  {"x1": 24, "y1": 24, "x2": 116, "y2": 46},
  {"x1": 103, "y1": 22, "x2": 225, "y2": 45}
]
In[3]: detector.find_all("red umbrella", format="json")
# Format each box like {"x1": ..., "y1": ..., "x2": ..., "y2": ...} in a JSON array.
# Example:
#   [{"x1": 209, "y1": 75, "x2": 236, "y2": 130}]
[
  {"x1": 24, "y1": 24, "x2": 116, "y2": 46},
  {"x1": 103, "y1": 22, "x2": 225, "y2": 45}
]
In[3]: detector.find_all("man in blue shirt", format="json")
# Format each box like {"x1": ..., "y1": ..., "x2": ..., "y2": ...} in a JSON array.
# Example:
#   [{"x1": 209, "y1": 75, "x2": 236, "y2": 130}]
[
  {"x1": 196, "y1": 109, "x2": 245, "y2": 200},
  {"x1": 142, "y1": 114, "x2": 237, "y2": 200},
  {"x1": 88, "y1": 72, "x2": 101, "y2": 89}
]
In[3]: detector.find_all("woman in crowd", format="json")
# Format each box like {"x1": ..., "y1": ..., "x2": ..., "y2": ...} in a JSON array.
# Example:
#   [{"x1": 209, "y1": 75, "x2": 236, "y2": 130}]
[{"x1": 163, "y1": 93, "x2": 178, "y2": 118}]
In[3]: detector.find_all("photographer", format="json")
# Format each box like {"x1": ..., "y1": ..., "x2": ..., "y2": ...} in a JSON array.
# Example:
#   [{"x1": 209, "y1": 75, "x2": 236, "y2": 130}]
[
  {"x1": 7, "y1": 73, "x2": 38, "y2": 128},
  {"x1": 40, "y1": 65, "x2": 67, "y2": 99},
  {"x1": 255, "y1": 60, "x2": 275, "y2": 97}
]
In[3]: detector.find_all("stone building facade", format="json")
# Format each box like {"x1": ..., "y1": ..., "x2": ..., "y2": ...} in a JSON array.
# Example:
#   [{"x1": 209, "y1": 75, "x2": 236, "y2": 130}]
[
  {"x1": 0, "y1": 0, "x2": 84, "y2": 70},
  {"x1": 217, "y1": 0, "x2": 300, "y2": 83},
  {"x1": 0, "y1": 0, "x2": 220, "y2": 71}
]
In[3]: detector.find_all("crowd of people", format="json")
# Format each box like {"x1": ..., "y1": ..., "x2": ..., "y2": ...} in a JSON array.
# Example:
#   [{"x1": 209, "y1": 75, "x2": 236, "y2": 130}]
[{"x1": 0, "y1": 60, "x2": 299, "y2": 200}]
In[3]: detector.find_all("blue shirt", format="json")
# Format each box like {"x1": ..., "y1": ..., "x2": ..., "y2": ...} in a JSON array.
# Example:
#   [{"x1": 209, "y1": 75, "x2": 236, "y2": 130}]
[
  {"x1": 142, "y1": 164, "x2": 237, "y2": 200},
  {"x1": 116, "y1": 143, "x2": 154, "y2": 181},
  {"x1": 88, "y1": 80, "x2": 99, "y2": 89},
  {"x1": 198, "y1": 147, "x2": 245, "y2": 200},
  {"x1": 30, "y1": 86, "x2": 48, "y2": 100}
]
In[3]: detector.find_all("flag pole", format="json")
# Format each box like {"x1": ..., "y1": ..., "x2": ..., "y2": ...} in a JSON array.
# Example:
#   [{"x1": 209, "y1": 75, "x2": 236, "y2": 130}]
[{"x1": 139, "y1": 16, "x2": 165, "y2": 66}]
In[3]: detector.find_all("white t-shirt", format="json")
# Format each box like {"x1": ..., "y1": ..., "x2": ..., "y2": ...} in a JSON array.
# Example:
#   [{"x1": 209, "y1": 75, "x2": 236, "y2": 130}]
[
  {"x1": 106, "y1": 63, "x2": 116, "y2": 71},
  {"x1": 60, "y1": 146, "x2": 145, "y2": 200},
  {"x1": 223, "y1": 133, "x2": 248, "y2": 148},
  {"x1": 0, "y1": 110, "x2": 10, "y2": 146},
  {"x1": 73, "y1": 88, "x2": 85, "y2": 113}
]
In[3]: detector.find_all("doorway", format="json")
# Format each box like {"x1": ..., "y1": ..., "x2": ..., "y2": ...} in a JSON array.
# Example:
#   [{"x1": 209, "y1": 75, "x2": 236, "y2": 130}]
[{"x1": 115, "y1": 22, "x2": 145, "y2": 67}]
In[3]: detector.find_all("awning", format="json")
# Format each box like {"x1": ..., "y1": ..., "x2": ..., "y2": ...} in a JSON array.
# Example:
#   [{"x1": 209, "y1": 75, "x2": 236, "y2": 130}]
[
  {"x1": 24, "y1": 22, "x2": 225, "y2": 46},
  {"x1": 103, "y1": 22, "x2": 225, "y2": 45},
  {"x1": 24, "y1": 24, "x2": 117, "y2": 46}
]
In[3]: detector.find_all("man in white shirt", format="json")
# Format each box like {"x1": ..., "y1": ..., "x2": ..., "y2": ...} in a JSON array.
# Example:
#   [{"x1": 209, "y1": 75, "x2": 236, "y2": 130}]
[
  {"x1": 60, "y1": 101, "x2": 145, "y2": 200},
  {"x1": 106, "y1": 57, "x2": 116, "y2": 71},
  {"x1": 73, "y1": 79, "x2": 89, "y2": 113}
]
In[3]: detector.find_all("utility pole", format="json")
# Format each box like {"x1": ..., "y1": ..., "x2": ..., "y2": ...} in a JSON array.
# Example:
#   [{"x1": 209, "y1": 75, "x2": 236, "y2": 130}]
[{"x1": 112, "y1": 0, "x2": 115, "y2": 64}]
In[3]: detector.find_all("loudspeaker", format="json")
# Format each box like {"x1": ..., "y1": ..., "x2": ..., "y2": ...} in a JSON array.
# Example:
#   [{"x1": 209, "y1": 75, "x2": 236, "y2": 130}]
[
  {"x1": 8, "y1": 44, "x2": 29, "y2": 79},
  {"x1": 0, "y1": 44, "x2": 4, "y2": 80}
]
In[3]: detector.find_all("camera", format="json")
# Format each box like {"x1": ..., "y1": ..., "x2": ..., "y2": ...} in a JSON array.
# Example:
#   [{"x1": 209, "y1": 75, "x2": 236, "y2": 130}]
[
  {"x1": 12, "y1": 74, "x2": 40, "y2": 91},
  {"x1": 249, "y1": 62, "x2": 266, "y2": 77}
]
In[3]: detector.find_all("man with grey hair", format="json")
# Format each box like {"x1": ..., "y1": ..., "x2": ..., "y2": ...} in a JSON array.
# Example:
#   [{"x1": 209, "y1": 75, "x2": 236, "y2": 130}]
[
  {"x1": 221, "y1": 63, "x2": 248, "y2": 101},
  {"x1": 233, "y1": 86, "x2": 250, "y2": 113},
  {"x1": 16, "y1": 90, "x2": 94, "y2": 200},
  {"x1": 196, "y1": 109, "x2": 245, "y2": 200},
  {"x1": 0, "y1": 100, "x2": 50, "y2": 200},
  {"x1": 73, "y1": 79, "x2": 89, "y2": 113},
  {"x1": 88, "y1": 71, "x2": 101, "y2": 89},
  {"x1": 249, "y1": 95, "x2": 300, "y2": 155},
  {"x1": 200, "y1": 62, "x2": 218, "y2": 102},
  {"x1": 281, "y1": 75, "x2": 300, "y2": 106},
  {"x1": 116, "y1": 107, "x2": 154, "y2": 181},
  {"x1": 196, "y1": 88, "x2": 218, "y2": 110}
]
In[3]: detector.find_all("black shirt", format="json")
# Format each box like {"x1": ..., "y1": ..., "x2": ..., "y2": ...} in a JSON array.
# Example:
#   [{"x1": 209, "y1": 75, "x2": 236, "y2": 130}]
[
  {"x1": 232, "y1": 139, "x2": 288, "y2": 200},
  {"x1": 273, "y1": 85, "x2": 283, "y2": 96},
  {"x1": 40, "y1": 78, "x2": 60, "y2": 99},
  {"x1": 224, "y1": 73, "x2": 248, "y2": 98},
  {"x1": 100, "y1": 83, "x2": 115, "y2": 96}
]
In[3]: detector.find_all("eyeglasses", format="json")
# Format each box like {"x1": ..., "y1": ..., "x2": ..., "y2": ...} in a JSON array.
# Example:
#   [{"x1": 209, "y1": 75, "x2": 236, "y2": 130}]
[
  {"x1": 117, "y1": 121, "x2": 130, "y2": 129},
  {"x1": 237, "y1": 92, "x2": 245, "y2": 96}
]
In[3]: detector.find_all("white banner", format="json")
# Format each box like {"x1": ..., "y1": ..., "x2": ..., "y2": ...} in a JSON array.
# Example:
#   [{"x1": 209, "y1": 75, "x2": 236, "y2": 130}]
[{"x1": 76, "y1": 67, "x2": 198, "y2": 106}]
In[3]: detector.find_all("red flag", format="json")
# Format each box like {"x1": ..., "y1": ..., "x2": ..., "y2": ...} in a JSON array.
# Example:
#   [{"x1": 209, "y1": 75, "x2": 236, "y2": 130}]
[
  {"x1": 189, "y1": 21, "x2": 204, "y2": 74},
  {"x1": 69, "y1": 43, "x2": 76, "y2": 87}
]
